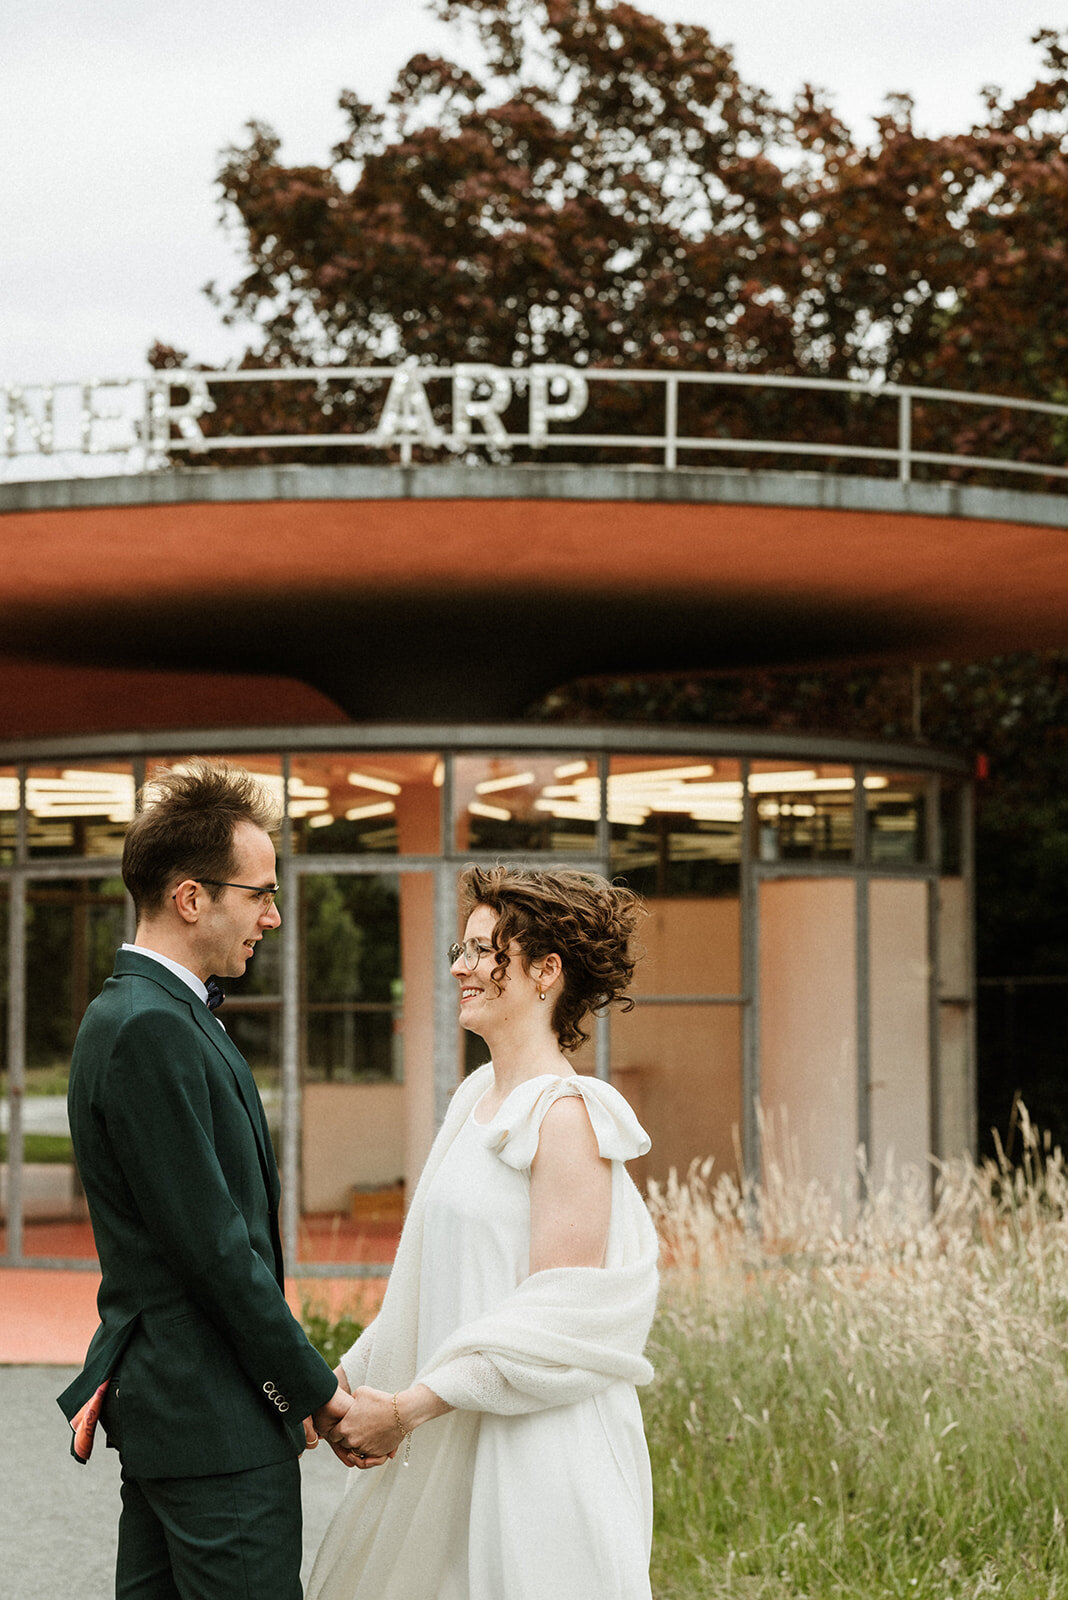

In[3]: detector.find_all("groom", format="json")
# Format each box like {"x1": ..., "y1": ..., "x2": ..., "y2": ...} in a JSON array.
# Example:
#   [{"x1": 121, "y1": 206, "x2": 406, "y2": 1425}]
[{"x1": 58, "y1": 759, "x2": 360, "y2": 1599}]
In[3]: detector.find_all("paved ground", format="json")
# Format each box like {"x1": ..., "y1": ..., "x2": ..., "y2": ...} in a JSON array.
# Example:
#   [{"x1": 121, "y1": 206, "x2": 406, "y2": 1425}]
[{"x1": 1, "y1": 1367, "x2": 352, "y2": 1599}]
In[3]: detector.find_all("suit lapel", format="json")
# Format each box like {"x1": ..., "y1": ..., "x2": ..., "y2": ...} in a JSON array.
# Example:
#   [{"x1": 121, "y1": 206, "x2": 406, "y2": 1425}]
[{"x1": 189, "y1": 1002, "x2": 281, "y2": 1205}]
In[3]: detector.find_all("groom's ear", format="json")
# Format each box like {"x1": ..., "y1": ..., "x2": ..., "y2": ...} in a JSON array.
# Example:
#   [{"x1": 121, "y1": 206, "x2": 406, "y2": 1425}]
[{"x1": 170, "y1": 879, "x2": 202, "y2": 923}]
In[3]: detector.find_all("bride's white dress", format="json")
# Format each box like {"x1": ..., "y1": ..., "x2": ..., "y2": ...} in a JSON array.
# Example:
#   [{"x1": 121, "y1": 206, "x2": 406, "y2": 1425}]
[{"x1": 307, "y1": 1067, "x2": 659, "y2": 1600}]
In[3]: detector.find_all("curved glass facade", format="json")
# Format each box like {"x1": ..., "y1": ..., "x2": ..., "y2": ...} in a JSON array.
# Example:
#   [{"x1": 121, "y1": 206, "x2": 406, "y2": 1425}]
[{"x1": 0, "y1": 727, "x2": 973, "y2": 1272}]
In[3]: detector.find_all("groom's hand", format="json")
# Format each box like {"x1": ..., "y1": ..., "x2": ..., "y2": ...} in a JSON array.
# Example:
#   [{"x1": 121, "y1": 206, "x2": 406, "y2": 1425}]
[
  {"x1": 316, "y1": 1388, "x2": 393, "y2": 1469},
  {"x1": 311, "y1": 1384, "x2": 351, "y2": 1439},
  {"x1": 326, "y1": 1387, "x2": 406, "y2": 1460}
]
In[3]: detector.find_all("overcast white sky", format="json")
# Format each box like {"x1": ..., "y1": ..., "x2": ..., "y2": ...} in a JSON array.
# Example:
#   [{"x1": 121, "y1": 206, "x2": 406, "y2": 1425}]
[{"x1": 3, "y1": 1, "x2": 1062, "y2": 383}]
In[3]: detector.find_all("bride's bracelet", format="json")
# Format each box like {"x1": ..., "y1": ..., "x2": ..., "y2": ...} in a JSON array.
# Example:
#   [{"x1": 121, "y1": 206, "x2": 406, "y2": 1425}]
[{"x1": 392, "y1": 1391, "x2": 413, "y2": 1467}]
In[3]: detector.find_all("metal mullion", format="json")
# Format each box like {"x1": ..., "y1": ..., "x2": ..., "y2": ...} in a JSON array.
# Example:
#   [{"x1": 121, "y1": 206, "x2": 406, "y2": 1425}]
[
  {"x1": 740, "y1": 758, "x2": 760, "y2": 1187},
  {"x1": 927, "y1": 777, "x2": 943, "y2": 1176},
  {"x1": 861, "y1": 862, "x2": 941, "y2": 880},
  {"x1": 0, "y1": 724, "x2": 974, "y2": 776},
  {"x1": 596, "y1": 752, "x2": 610, "y2": 862},
  {"x1": 13, "y1": 1256, "x2": 98, "y2": 1272},
  {"x1": 442, "y1": 853, "x2": 607, "y2": 874},
  {"x1": 961, "y1": 781, "x2": 978, "y2": 1156},
  {"x1": 13, "y1": 855, "x2": 123, "y2": 881},
  {"x1": 855, "y1": 870, "x2": 871, "y2": 1197},
  {"x1": 853, "y1": 768, "x2": 870, "y2": 1195},
  {"x1": 754, "y1": 859, "x2": 863, "y2": 879},
  {"x1": 279, "y1": 752, "x2": 300, "y2": 1270},
  {"x1": 433, "y1": 861, "x2": 460, "y2": 1127},
  {"x1": 125, "y1": 755, "x2": 145, "y2": 943},
  {"x1": 434, "y1": 758, "x2": 463, "y2": 1117},
  {"x1": 439, "y1": 750, "x2": 454, "y2": 860},
  {"x1": 4, "y1": 768, "x2": 27, "y2": 1263},
  {"x1": 282, "y1": 1260, "x2": 390, "y2": 1281},
  {"x1": 289, "y1": 854, "x2": 442, "y2": 875},
  {"x1": 594, "y1": 756, "x2": 613, "y2": 1083}
]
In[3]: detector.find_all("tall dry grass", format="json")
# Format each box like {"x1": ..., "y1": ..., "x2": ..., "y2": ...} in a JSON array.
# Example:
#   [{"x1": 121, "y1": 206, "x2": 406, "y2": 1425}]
[{"x1": 643, "y1": 1109, "x2": 1068, "y2": 1598}]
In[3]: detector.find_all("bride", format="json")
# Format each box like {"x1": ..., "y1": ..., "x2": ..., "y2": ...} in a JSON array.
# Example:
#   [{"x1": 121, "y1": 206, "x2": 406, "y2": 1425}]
[{"x1": 308, "y1": 864, "x2": 660, "y2": 1600}]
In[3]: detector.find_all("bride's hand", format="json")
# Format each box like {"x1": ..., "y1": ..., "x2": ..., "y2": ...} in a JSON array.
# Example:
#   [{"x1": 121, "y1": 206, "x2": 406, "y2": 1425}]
[
  {"x1": 326, "y1": 1387, "x2": 405, "y2": 1459},
  {"x1": 325, "y1": 1384, "x2": 451, "y2": 1461}
]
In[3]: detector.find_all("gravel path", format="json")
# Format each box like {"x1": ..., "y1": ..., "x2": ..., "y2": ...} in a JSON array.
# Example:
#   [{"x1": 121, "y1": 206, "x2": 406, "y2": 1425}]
[{"x1": 0, "y1": 1366, "x2": 350, "y2": 1599}]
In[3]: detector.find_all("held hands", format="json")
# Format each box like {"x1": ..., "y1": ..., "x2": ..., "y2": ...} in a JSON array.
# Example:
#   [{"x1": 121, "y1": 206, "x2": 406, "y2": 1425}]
[
  {"x1": 323, "y1": 1387, "x2": 407, "y2": 1464},
  {"x1": 325, "y1": 1382, "x2": 453, "y2": 1467},
  {"x1": 311, "y1": 1376, "x2": 449, "y2": 1468},
  {"x1": 310, "y1": 1383, "x2": 393, "y2": 1470}
]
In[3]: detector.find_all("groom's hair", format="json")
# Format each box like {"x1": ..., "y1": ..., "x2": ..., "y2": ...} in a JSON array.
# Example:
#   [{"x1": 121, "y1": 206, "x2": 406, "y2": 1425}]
[{"x1": 123, "y1": 758, "x2": 279, "y2": 918}]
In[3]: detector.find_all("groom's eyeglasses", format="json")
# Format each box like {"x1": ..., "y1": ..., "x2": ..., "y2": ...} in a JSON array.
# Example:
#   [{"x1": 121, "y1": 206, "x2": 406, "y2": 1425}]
[
  {"x1": 447, "y1": 940, "x2": 496, "y2": 970},
  {"x1": 199, "y1": 879, "x2": 280, "y2": 909}
]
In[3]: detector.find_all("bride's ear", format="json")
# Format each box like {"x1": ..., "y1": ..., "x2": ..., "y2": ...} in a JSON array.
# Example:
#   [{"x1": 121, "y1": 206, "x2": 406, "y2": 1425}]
[{"x1": 532, "y1": 951, "x2": 562, "y2": 990}]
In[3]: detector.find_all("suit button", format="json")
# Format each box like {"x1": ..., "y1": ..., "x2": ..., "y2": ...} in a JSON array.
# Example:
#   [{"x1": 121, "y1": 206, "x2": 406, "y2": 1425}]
[
  {"x1": 278, "y1": 1401, "x2": 290, "y2": 1413},
  {"x1": 263, "y1": 1382, "x2": 276, "y2": 1396}
]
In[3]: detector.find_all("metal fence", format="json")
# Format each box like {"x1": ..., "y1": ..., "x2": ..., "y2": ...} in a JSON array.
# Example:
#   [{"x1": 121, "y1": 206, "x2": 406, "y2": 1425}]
[{"x1": 4, "y1": 363, "x2": 1068, "y2": 484}]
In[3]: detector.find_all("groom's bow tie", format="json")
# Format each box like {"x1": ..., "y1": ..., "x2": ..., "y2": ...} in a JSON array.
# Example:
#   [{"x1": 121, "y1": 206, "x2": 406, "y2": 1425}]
[{"x1": 205, "y1": 979, "x2": 225, "y2": 1013}]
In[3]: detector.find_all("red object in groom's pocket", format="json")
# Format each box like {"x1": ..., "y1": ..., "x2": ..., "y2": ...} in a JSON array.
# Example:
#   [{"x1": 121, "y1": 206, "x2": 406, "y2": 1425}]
[{"x1": 70, "y1": 1379, "x2": 110, "y2": 1464}]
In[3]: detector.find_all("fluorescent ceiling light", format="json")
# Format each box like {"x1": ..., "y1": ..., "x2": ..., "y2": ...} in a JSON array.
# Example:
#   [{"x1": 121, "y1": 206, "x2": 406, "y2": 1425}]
[
  {"x1": 554, "y1": 760, "x2": 589, "y2": 778},
  {"x1": 288, "y1": 799, "x2": 329, "y2": 817},
  {"x1": 469, "y1": 801, "x2": 512, "y2": 821},
  {"x1": 475, "y1": 771, "x2": 536, "y2": 794},
  {"x1": 613, "y1": 764, "x2": 715, "y2": 785},
  {"x1": 345, "y1": 801, "x2": 396, "y2": 821},
  {"x1": 747, "y1": 770, "x2": 818, "y2": 792},
  {"x1": 347, "y1": 771, "x2": 402, "y2": 796}
]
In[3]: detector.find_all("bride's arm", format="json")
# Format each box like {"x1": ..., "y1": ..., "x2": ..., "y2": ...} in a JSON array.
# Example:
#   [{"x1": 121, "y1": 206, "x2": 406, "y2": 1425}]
[{"x1": 528, "y1": 1094, "x2": 612, "y2": 1273}]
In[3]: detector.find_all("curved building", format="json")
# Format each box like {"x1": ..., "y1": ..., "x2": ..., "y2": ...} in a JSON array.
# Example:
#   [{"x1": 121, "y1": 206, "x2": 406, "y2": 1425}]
[{"x1": 4, "y1": 366, "x2": 1067, "y2": 1270}]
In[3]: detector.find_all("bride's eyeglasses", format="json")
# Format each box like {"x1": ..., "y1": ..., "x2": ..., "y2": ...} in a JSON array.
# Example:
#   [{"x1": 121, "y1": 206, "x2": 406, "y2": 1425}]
[{"x1": 447, "y1": 939, "x2": 496, "y2": 970}]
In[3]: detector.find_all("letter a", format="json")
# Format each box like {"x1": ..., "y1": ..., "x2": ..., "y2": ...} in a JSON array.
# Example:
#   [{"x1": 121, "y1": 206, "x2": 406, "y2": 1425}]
[{"x1": 373, "y1": 366, "x2": 444, "y2": 450}]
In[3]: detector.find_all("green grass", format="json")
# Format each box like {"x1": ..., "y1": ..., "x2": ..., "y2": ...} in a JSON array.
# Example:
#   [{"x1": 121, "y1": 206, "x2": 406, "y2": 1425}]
[
  {"x1": 643, "y1": 1116, "x2": 1068, "y2": 1598},
  {"x1": 20, "y1": 1064, "x2": 73, "y2": 1096},
  {"x1": 644, "y1": 1280, "x2": 1068, "y2": 1597},
  {"x1": 0, "y1": 1133, "x2": 75, "y2": 1164}
]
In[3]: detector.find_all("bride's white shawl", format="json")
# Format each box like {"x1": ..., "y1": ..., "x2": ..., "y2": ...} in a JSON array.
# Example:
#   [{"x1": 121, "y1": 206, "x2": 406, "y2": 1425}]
[{"x1": 308, "y1": 1063, "x2": 659, "y2": 1600}]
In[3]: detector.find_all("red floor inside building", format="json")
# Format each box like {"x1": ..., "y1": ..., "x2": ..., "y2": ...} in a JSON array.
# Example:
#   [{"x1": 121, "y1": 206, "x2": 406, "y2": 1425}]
[{"x1": 0, "y1": 1214, "x2": 400, "y2": 1365}]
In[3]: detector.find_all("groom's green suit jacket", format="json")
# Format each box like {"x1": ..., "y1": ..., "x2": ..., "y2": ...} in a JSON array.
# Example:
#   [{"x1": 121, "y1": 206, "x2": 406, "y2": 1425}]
[{"x1": 57, "y1": 949, "x2": 337, "y2": 1479}]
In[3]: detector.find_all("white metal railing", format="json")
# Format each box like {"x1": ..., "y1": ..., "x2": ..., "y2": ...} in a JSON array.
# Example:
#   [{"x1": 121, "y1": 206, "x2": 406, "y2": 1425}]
[{"x1": 3, "y1": 361, "x2": 1068, "y2": 486}]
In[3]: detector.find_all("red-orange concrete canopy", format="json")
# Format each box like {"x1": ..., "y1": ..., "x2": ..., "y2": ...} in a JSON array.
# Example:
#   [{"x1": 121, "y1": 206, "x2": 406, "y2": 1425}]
[{"x1": 1, "y1": 465, "x2": 1066, "y2": 735}]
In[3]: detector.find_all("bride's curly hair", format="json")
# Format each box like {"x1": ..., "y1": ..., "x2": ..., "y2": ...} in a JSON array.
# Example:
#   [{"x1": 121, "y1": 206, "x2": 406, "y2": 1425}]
[{"x1": 458, "y1": 865, "x2": 645, "y2": 1052}]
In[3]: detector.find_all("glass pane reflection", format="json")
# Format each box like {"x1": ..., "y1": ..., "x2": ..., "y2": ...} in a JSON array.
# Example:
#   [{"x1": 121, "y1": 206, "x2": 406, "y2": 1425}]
[
  {"x1": 26, "y1": 877, "x2": 127, "y2": 1069},
  {"x1": 609, "y1": 757, "x2": 741, "y2": 897},
  {"x1": 867, "y1": 774, "x2": 927, "y2": 865},
  {"x1": 0, "y1": 768, "x2": 17, "y2": 865},
  {"x1": 750, "y1": 762, "x2": 855, "y2": 862},
  {"x1": 939, "y1": 780, "x2": 964, "y2": 875},
  {"x1": 300, "y1": 874, "x2": 402, "y2": 1083},
  {"x1": 290, "y1": 753, "x2": 442, "y2": 856},
  {"x1": 26, "y1": 764, "x2": 133, "y2": 859},
  {"x1": 455, "y1": 756, "x2": 597, "y2": 853}
]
